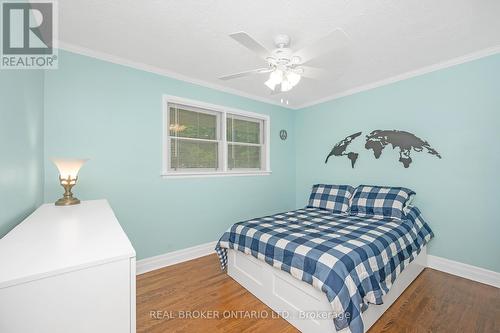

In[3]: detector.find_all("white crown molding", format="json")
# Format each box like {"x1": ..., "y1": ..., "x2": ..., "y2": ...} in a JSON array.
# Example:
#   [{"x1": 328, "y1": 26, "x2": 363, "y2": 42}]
[
  {"x1": 57, "y1": 41, "x2": 289, "y2": 109},
  {"x1": 295, "y1": 45, "x2": 500, "y2": 109},
  {"x1": 136, "y1": 241, "x2": 217, "y2": 275},
  {"x1": 427, "y1": 255, "x2": 500, "y2": 289},
  {"x1": 59, "y1": 42, "x2": 500, "y2": 111}
]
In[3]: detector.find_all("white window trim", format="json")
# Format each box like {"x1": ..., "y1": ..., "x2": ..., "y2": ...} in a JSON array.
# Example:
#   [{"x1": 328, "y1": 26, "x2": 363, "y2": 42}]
[{"x1": 162, "y1": 95, "x2": 271, "y2": 178}]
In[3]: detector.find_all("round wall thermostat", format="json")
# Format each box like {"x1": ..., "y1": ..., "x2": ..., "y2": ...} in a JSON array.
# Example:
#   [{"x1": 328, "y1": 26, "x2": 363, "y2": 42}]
[{"x1": 279, "y1": 130, "x2": 288, "y2": 141}]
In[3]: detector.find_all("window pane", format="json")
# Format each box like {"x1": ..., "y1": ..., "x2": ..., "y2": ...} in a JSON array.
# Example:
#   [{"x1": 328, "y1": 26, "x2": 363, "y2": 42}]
[
  {"x1": 169, "y1": 106, "x2": 217, "y2": 140},
  {"x1": 227, "y1": 116, "x2": 261, "y2": 144},
  {"x1": 228, "y1": 144, "x2": 261, "y2": 169},
  {"x1": 170, "y1": 138, "x2": 218, "y2": 170}
]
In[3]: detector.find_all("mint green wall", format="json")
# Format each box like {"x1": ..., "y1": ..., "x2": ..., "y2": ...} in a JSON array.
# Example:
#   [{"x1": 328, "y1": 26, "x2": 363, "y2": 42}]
[
  {"x1": 43, "y1": 51, "x2": 296, "y2": 260},
  {"x1": 0, "y1": 70, "x2": 44, "y2": 237},
  {"x1": 295, "y1": 54, "x2": 500, "y2": 272},
  {"x1": 43, "y1": 50, "x2": 500, "y2": 271}
]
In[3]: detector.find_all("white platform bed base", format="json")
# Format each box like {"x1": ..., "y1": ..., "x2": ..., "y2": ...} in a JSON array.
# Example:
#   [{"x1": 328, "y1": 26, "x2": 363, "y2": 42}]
[{"x1": 227, "y1": 246, "x2": 427, "y2": 333}]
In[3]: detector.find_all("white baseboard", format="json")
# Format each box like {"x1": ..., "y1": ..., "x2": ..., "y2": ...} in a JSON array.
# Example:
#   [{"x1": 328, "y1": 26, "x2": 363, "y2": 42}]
[
  {"x1": 136, "y1": 242, "x2": 500, "y2": 289},
  {"x1": 427, "y1": 255, "x2": 500, "y2": 288},
  {"x1": 136, "y1": 241, "x2": 217, "y2": 275}
]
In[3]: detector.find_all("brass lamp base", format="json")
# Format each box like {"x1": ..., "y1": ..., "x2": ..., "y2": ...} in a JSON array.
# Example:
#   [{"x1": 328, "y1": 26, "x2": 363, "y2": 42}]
[
  {"x1": 55, "y1": 196, "x2": 81, "y2": 206},
  {"x1": 55, "y1": 175, "x2": 81, "y2": 206}
]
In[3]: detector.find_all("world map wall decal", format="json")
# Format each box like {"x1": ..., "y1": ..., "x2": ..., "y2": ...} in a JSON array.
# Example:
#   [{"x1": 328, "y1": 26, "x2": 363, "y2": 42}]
[{"x1": 325, "y1": 130, "x2": 442, "y2": 168}]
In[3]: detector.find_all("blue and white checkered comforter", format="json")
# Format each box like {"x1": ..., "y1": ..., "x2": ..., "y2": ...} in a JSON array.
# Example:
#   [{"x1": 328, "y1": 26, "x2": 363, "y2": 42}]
[{"x1": 215, "y1": 206, "x2": 433, "y2": 333}]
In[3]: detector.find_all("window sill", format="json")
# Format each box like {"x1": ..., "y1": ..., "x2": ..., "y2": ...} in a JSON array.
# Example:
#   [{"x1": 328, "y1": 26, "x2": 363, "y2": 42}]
[{"x1": 161, "y1": 171, "x2": 272, "y2": 179}]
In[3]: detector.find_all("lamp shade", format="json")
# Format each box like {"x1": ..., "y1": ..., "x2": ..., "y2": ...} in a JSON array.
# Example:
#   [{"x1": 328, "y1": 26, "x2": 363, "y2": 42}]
[
  {"x1": 281, "y1": 79, "x2": 293, "y2": 92},
  {"x1": 264, "y1": 78, "x2": 277, "y2": 90},
  {"x1": 52, "y1": 158, "x2": 88, "y2": 179},
  {"x1": 269, "y1": 69, "x2": 283, "y2": 83},
  {"x1": 264, "y1": 69, "x2": 284, "y2": 91},
  {"x1": 287, "y1": 72, "x2": 301, "y2": 86}
]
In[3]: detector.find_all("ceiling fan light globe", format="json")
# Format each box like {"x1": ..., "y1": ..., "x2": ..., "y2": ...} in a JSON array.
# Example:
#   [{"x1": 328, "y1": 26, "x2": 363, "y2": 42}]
[
  {"x1": 287, "y1": 72, "x2": 301, "y2": 86},
  {"x1": 269, "y1": 69, "x2": 284, "y2": 83},
  {"x1": 281, "y1": 79, "x2": 293, "y2": 92},
  {"x1": 264, "y1": 78, "x2": 277, "y2": 91}
]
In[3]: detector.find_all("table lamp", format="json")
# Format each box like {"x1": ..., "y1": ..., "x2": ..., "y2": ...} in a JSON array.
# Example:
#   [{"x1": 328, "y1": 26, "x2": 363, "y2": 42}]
[{"x1": 51, "y1": 158, "x2": 88, "y2": 206}]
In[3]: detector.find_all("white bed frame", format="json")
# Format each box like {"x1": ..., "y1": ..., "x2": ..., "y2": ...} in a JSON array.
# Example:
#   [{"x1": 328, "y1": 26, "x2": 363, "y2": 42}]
[{"x1": 227, "y1": 246, "x2": 427, "y2": 333}]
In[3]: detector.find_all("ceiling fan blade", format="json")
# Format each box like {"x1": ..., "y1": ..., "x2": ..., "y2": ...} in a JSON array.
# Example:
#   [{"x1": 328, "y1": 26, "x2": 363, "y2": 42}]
[
  {"x1": 218, "y1": 68, "x2": 271, "y2": 81},
  {"x1": 229, "y1": 32, "x2": 271, "y2": 59},
  {"x1": 299, "y1": 66, "x2": 325, "y2": 79},
  {"x1": 293, "y1": 28, "x2": 351, "y2": 65}
]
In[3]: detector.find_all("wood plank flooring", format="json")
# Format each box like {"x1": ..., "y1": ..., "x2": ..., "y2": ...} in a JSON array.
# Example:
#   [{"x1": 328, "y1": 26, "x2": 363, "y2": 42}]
[{"x1": 137, "y1": 254, "x2": 500, "y2": 333}]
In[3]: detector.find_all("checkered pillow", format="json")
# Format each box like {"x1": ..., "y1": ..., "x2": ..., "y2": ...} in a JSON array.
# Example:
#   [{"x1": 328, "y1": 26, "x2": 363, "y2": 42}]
[
  {"x1": 350, "y1": 185, "x2": 415, "y2": 220},
  {"x1": 307, "y1": 184, "x2": 354, "y2": 214}
]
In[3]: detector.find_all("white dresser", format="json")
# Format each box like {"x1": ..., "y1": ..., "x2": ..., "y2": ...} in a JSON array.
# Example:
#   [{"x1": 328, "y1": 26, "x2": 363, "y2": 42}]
[{"x1": 0, "y1": 200, "x2": 136, "y2": 333}]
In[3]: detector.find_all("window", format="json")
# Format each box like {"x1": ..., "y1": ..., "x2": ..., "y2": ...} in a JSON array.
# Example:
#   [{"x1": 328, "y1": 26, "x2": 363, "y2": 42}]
[
  {"x1": 163, "y1": 96, "x2": 270, "y2": 177},
  {"x1": 227, "y1": 114, "x2": 263, "y2": 170},
  {"x1": 168, "y1": 105, "x2": 220, "y2": 171}
]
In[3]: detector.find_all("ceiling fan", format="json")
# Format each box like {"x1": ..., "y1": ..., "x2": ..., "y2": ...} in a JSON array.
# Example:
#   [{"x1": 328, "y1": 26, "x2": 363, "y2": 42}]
[{"x1": 219, "y1": 29, "x2": 351, "y2": 94}]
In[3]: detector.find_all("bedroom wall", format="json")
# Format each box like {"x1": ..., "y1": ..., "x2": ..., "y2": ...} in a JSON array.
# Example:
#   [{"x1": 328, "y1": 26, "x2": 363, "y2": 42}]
[
  {"x1": 43, "y1": 51, "x2": 296, "y2": 260},
  {"x1": 294, "y1": 54, "x2": 500, "y2": 272},
  {"x1": 0, "y1": 70, "x2": 45, "y2": 237},
  {"x1": 42, "y1": 50, "x2": 499, "y2": 272}
]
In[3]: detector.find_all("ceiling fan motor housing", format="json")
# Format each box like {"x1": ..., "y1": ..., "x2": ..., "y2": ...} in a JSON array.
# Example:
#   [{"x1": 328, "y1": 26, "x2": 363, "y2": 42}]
[
  {"x1": 274, "y1": 34, "x2": 291, "y2": 47},
  {"x1": 269, "y1": 34, "x2": 302, "y2": 68}
]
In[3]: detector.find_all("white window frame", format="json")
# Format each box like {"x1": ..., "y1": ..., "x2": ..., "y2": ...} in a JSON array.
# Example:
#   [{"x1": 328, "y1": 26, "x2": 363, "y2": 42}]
[{"x1": 162, "y1": 95, "x2": 271, "y2": 178}]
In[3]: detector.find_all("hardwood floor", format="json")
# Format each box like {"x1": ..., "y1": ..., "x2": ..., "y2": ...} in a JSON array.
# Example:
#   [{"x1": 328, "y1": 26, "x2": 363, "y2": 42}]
[{"x1": 137, "y1": 254, "x2": 500, "y2": 333}]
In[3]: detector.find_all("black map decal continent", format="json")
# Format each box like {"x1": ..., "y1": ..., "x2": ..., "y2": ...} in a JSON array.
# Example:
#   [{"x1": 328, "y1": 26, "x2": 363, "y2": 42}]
[
  {"x1": 325, "y1": 131, "x2": 362, "y2": 168},
  {"x1": 325, "y1": 130, "x2": 441, "y2": 168},
  {"x1": 365, "y1": 130, "x2": 442, "y2": 168}
]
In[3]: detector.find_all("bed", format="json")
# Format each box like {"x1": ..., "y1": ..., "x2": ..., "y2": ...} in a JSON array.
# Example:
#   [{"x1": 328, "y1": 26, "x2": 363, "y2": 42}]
[{"x1": 215, "y1": 205, "x2": 433, "y2": 333}]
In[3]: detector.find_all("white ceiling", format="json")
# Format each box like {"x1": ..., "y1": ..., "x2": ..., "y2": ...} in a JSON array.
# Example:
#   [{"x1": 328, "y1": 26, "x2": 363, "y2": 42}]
[{"x1": 58, "y1": 0, "x2": 500, "y2": 109}]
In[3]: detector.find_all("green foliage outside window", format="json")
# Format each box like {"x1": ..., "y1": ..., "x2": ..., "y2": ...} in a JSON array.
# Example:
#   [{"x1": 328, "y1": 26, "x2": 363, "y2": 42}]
[{"x1": 169, "y1": 106, "x2": 263, "y2": 171}]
